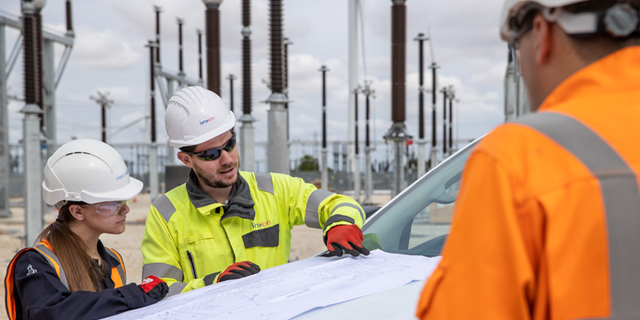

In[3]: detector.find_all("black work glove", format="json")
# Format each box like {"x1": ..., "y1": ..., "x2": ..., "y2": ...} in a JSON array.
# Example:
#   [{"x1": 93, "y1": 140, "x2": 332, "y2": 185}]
[
  {"x1": 324, "y1": 224, "x2": 371, "y2": 257},
  {"x1": 138, "y1": 275, "x2": 169, "y2": 302},
  {"x1": 215, "y1": 261, "x2": 261, "y2": 283}
]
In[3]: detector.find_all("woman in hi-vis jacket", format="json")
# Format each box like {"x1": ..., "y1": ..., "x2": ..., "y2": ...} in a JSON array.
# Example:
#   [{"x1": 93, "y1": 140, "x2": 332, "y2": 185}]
[{"x1": 5, "y1": 139, "x2": 168, "y2": 320}]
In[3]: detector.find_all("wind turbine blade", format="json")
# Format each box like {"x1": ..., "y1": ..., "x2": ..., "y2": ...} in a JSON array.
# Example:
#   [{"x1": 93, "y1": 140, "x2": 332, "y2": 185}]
[
  {"x1": 428, "y1": 28, "x2": 435, "y2": 64},
  {"x1": 357, "y1": 0, "x2": 368, "y2": 78}
]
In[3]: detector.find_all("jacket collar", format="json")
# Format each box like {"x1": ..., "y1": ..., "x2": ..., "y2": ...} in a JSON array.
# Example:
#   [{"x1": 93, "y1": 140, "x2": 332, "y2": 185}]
[
  {"x1": 186, "y1": 169, "x2": 256, "y2": 220},
  {"x1": 539, "y1": 46, "x2": 640, "y2": 112},
  {"x1": 97, "y1": 240, "x2": 120, "y2": 267}
]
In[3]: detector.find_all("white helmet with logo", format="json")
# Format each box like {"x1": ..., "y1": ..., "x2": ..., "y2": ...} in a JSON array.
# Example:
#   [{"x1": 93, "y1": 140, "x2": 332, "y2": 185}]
[
  {"x1": 165, "y1": 86, "x2": 236, "y2": 149},
  {"x1": 501, "y1": 0, "x2": 589, "y2": 42},
  {"x1": 42, "y1": 139, "x2": 143, "y2": 208},
  {"x1": 501, "y1": 0, "x2": 640, "y2": 42}
]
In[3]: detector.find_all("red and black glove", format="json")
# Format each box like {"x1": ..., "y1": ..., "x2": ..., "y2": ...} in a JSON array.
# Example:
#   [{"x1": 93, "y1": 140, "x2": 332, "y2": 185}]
[
  {"x1": 325, "y1": 224, "x2": 370, "y2": 257},
  {"x1": 216, "y1": 261, "x2": 261, "y2": 283},
  {"x1": 138, "y1": 275, "x2": 169, "y2": 302}
]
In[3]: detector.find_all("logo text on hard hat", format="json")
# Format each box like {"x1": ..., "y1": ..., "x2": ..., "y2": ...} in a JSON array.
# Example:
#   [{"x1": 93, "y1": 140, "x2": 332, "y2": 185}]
[
  {"x1": 116, "y1": 169, "x2": 129, "y2": 181},
  {"x1": 199, "y1": 116, "x2": 217, "y2": 125}
]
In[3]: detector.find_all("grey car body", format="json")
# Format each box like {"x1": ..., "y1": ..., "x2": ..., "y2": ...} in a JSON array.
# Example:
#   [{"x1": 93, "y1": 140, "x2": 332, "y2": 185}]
[{"x1": 295, "y1": 139, "x2": 479, "y2": 319}]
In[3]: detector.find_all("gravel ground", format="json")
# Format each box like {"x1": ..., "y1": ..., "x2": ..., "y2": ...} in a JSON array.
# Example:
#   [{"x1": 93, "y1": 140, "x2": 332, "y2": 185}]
[{"x1": 0, "y1": 192, "x2": 390, "y2": 319}]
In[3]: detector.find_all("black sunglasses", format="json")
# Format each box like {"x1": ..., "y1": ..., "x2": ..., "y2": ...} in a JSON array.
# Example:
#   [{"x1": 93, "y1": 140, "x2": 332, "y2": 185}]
[{"x1": 187, "y1": 132, "x2": 236, "y2": 161}]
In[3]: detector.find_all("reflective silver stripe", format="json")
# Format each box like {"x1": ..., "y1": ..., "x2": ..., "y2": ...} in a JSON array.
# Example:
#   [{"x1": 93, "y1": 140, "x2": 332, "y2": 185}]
[
  {"x1": 323, "y1": 214, "x2": 356, "y2": 232},
  {"x1": 517, "y1": 112, "x2": 640, "y2": 319},
  {"x1": 167, "y1": 282, "x2": 187, "y2": 297},
  {"x1": 142, "y1": 263, "x2": 184, "y2": 282},
  {"x1": 331, "y1": 203, "x2": 365, "y2": 222},
  {"x1": 255, "y1": 173, "x2": 274, "y2": 194},
  {"x1": 153, "y1": 195, "x2": 176, "y2": 223},
  {"x1": 305, "y1": 189, "x2": 335, "y2": 229},
  {"x1": 105, "y1": 248, "x2": 126, "y2": 284},
  {"x1": 34, "y1": 244, "x2": 69, "y2": 290}
]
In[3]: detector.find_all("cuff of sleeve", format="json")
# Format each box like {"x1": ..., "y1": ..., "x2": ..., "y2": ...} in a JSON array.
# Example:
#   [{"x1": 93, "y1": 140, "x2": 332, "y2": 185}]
[
  {"x1": 204, "y1": 272, "x2": 221, "y2": 286},
  {"x1": 118, "y1": 283, "x2": 156, "y2": 308},
  {"x1": 322, "y1": 221, "x2": 353, "y2": 237}
]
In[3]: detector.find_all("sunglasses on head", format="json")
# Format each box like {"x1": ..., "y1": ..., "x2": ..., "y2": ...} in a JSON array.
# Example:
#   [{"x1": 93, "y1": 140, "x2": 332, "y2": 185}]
[{"x1": 187, "y1": 132, "x2": 236, "y2": 161}]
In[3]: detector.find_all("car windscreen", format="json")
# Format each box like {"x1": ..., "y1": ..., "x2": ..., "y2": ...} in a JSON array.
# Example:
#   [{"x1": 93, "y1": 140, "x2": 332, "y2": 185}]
[{"x1": 361, "y1": 140, "x2": 478, "y2": 257}]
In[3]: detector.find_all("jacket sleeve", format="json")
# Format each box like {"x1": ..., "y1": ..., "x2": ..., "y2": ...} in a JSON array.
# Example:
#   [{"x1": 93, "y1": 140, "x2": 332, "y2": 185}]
[
  {"x1": 141, "y1": 202, "x2": 208, "y2": 296},
  {"x1": 415, "y1": 151, "x2": 540, "y2": 320},
  {"x1": 271, "y1": 173, "x2": 366, "y2": 235},
  {"x1": 11, "y1": 251, "x2": 157, "y2": 320}
]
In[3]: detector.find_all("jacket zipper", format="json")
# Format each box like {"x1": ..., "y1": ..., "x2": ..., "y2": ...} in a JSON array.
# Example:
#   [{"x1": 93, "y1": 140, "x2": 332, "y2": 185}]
[
  {"x1": 219, "y1": 209, "x2": 237, "y2": 263},
  {"x1": 186, "y1": 251, "x2": 198, "y2": 279}
]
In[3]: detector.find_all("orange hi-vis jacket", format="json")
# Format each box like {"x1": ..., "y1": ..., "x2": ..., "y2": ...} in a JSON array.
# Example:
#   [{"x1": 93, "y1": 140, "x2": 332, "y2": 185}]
[
  {"x1": 5, "y1": 239, "x2": 126, "y2": 320},
  {"x1": 416, "y1": 46, "x2": 640, "y2": 320}
]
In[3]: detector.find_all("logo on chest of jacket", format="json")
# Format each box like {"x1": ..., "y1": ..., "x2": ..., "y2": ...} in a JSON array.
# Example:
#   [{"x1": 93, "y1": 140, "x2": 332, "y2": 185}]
[{"x1": 252, "y1": 220, "x2": 271, "y2": 229}]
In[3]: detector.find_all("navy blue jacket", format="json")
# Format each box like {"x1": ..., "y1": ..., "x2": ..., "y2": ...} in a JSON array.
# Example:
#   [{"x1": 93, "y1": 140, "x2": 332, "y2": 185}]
[{"x1": 6, "y1": 241, "x2": 156, "y2": 320}]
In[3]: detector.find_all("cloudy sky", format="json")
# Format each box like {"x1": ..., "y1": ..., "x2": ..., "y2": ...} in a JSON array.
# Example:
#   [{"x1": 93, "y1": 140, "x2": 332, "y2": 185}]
[{"x1": 3, "y1": 0, "x2": 508, "y2": 170}]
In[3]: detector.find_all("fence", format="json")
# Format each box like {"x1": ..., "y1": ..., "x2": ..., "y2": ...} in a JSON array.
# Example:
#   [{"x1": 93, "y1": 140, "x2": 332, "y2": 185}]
[{"x1": 8, "y1": 142, "x2": 423, "y2": 197}]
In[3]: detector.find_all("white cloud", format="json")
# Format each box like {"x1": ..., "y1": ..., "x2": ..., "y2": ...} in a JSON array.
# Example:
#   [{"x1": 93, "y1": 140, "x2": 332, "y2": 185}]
[{"x1": 71, "y1": 26, "x2": 143, "y2": 69}]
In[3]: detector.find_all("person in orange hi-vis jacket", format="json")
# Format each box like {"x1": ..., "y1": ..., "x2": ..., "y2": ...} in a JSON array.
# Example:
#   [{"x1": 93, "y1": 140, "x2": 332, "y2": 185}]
[{"x1": 416, "y1": 1, "x2": 640, "y2": 319}]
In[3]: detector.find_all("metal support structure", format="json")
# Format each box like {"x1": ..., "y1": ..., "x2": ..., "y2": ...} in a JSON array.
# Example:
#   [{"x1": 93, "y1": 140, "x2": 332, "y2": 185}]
[
  {"x1": 266, "y1": 93, "x2": 289, "y2": 174},
  {"x1": 178, "y1": 18, "x2": 185, "y2": 83},
  {"x1": 429, "y1": 62, "x2": 439, "y2": 169},
  {"x1": 448, "y1": 86, "x2": 455, "y2": 156},
  {"x1": 348, "y1": 0, "x2": 358, "y2": 174},
  {"x1": 283, "y1": 37, "x2": 293, "y2": 141},
  {"x1": 22, "y1": 1, "x2": 44, "y2": 243},
  {"x1": 197, "y1": 29, "x2": 204, "y2": 85},
  {"x1": 152, "y1": 8, "x2": 202, "y2": 101},
  {"x1": 6, "y1": 35, "x2": 22, "y2": 78},
  {"x1": 35, "y1": 11, "x2": 43, "y2": 131},
  {"x1": 319, "y1": 65, "x2": 329, "y2": 190},
  {"x1": 266, "y1": 0, "x2": 289, "y2": 174},
  {"x1": 43, "y1": 39, "x2": 56, "y2": 159},
  {"x1": 0, "y1": 1, "x2": 73, "y2": 220},
  {"x1": 22, "y1": 104, "x2": 43, "y2": 246},
  {"x1": 239, "y1": 0, "x2": 255, "y2": 172},
  {"x1": 414, "y1": 32, "x2": 429, "y2": 177},
  {"x1": 203, "y1": 0, "x2": 223, "y2": 95},
  {"x1": 154, "y1": 6, "x2": 161, "y2": 64},
  {"x1": 147, "y1": 41, "x2": 159, "y2": 201},
  {"x1": 0, "y1": 24, "x2": 10, "y2": 218},
  {"x1": 363, "y1": 81, "x2": 375, "y2": 204},
  {"x1": 90, "y1": 92, "x2": 113, "y2": 143},
  {"x1": 504, "y1": 48, "x2": 530, "y2": 121},
  {"x1": 227, "y1": 74, "x2": 236, "y2": 114},
  {"x1": 384, "y1": 0, "x2": 411, "y2": 197},
  {"x1": 441, "y1": 87, "x2": 448, "y2": 156},
  {"x1": 151, "y1": 7, "x2": 201, "y2": 166},
  {"x1": 353, "y1": 87, "x2": 361, "y2": 202},
  {"x1": 239, "y1": 115, "x2": 255, "y2": 171}
]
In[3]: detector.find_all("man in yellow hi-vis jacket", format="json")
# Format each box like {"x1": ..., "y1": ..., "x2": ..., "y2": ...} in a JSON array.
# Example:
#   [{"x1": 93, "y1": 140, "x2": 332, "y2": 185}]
[{"x1": 141, "y1": 86, "x2": 369, "y2": 296}]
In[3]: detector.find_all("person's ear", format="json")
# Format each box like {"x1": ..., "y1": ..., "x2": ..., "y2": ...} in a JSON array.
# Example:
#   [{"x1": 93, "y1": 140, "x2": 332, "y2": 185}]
[
  {"x1": 68, "y1": 204, "x2": 86, "y2": 221},
  {"x1": 533, "y1": 15, "x2": 552, "y2": 65},
  {"x1": 177, "y1": 152, "x2": 195, "y2": 168}
]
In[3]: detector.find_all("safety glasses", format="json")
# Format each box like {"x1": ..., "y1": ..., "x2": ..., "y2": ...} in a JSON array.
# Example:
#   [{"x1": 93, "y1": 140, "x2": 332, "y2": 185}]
[
  {"x1": 187, "y1": 132, "x2": 236, "y2": 161},
  {"x1": 507, "y1": 2, "x2": 541, "y2": 49},
  {"x1": 94, "y1": 200, "x2": 130, "y2": 216}
]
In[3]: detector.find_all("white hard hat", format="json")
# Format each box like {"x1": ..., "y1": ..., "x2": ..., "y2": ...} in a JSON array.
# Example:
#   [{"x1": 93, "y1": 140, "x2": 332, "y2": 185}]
[
  {"x1": 42, "y1": 139, "x2": 143, "y2": 208},
  {"x1": 500, "y1": 0, "x2": 589, "y2": 42},
  {"x1": 165, "y1": 86, "x2": 236, "y2": 149}
]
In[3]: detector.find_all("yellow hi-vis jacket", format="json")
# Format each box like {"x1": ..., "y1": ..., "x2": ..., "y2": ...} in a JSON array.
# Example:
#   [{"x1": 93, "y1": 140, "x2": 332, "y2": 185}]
[{"x1": 141, "y1": 170, "x2": 365, "y2": 296}]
